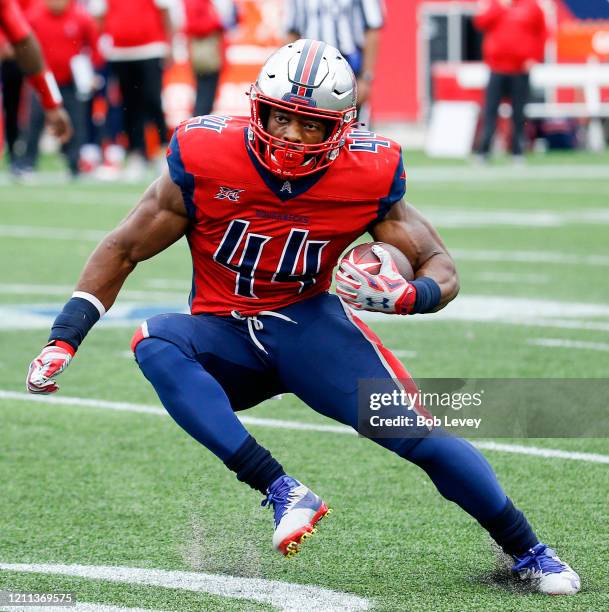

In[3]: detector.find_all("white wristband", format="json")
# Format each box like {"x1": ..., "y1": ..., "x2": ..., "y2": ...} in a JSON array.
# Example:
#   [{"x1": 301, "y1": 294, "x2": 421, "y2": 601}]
[{"x1": 72, "y1": 291, "x2": 106, "y2": 317}]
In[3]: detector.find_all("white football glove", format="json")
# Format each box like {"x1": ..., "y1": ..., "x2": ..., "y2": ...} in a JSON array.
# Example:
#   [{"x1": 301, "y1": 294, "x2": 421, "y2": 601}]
[
  {"x1": 26, "y1": 342, "x2": 75, "y2": 394},
  {"x1": 335, "y1": 245, "x2": 417, "y2": 314}
]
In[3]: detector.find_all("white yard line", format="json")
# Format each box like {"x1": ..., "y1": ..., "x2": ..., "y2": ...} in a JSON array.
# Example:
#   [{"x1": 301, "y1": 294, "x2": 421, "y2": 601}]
[
  {"x1": 2, "y1": 190, "x2": 137, "y2": 206},
  {"x1": 0, "y1": 284, "x2": 95, "y2": 296},
  {"x1": 423, "y1": 183, "x2": 609, "y2": 195},
  {"x1": 528, "y1": 338, "x2": 609, "y2": 352},
  {"x1": 361, "y1": 296, "x2": 609, "y2": 333},
  {"x1": 0, "y1": 563, "x2": 370, "y2": 612},
  {"x1": 3, "y1": 295, "x2": 609, "y2": 332},
  {"x1": 145, "y1": 279, "x2": 192, "y2": 289},
  {"x1": 0, "y1": 173, "x2": 149, "y2": 187},
  {"x1": 451, "y1": 248, "x2": 609, "y2": 267},
  {"x1": 1, "y1": 390, "x2": 608, "y2": 465},
  {"x1": 410, "y1": 165, "x2": 609, "y2": 183},
  {"x1": 1, "y1": 604, "x2": 163, "y2": 612},
  {"x1": 425, "y1": 208, "x2": 609, "y2": 228},
  {"x1": 0, "y1": 225, "x2": 107, "y2": 241},
  {"x1": 1, "y1": 164, "x2": 607, "y2": 188},
  {"x1": 0, "y1": 284, "x2": 186, "y2": 302},
  {"x1": 0, "y1": 304, "x2": 186, "y2": 330},
  {"x1": 3, "y1": 210, "x2": 609, "y2": 248},
  {"x1": 476, "y1": 272, "x2": 550, "y2": 284},
  {"x1": 514, "y1": 318, "x2": 609, "y2": 332},
  {"x1": 419, "y1": 295, "x2": 609, "y2": 320},
  {"x1": 0, "y1": 390, "x2": 349, "y2": 433},
  {"x1": 472, "y1": 442, "x2": 609, "y2": 464},
  {"x1": 0, "y1": 226, "x2": 188, "y2": 246}
]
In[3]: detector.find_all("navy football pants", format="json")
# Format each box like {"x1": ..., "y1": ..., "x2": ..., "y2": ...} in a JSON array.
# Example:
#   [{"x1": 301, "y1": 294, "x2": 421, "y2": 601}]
[
  {"x1": 134, "y1": 292, "x2": 508, "y2": 522},
  {"x1": 133, "y1": 293, "x2": 429, "y2": 455}
]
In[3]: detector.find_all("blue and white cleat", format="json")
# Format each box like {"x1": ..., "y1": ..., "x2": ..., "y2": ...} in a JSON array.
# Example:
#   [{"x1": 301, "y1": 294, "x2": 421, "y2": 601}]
[
  {"x1": 262, "y1": 475, "x2": 330, "y2": 557},
  {"x1": 512, "y1": 543, "x2": 581, "y2": 595}
]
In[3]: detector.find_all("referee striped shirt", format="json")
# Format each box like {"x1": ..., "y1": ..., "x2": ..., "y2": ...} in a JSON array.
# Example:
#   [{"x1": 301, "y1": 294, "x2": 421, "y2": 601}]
[{"x1": 284, "y1": 0, "x2": 384, "y2": 58}]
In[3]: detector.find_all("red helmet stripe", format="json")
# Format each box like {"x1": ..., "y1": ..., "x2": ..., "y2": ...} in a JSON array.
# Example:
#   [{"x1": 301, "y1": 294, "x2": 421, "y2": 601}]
[{"x1": 297, "y1": 40, "x2": 321, "y2": 96}]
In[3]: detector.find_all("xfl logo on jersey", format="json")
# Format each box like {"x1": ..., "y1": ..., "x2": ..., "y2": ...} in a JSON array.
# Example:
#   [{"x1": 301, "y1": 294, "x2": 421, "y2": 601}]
[{"x1": 215, "y1": 187, "x2": 245, "y2": 202}]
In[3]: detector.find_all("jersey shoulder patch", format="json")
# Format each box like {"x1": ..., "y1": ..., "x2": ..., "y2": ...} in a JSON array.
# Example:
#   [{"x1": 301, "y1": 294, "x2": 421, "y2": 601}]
[
  {"x1": 166, "y1": 115, "x2": 248, "y2": 213},
  {"x1": 170, "y1": 115, "x2": 248, "y2": 172},
  {"x1": 345, "y1": 128, "x2": 397, "y2": 155},
  {"x1": 333, "y1": 129, "x2": 404, "y2": 201},
  {"x1": 181, "y1": 114, "x2": 234, "y2": 135}
]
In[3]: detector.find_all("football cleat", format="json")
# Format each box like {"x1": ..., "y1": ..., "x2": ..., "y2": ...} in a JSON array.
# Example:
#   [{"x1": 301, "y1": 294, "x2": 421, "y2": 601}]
[
  {"x1": 261, "y1": 475, "x2": 330, "y2": 557},
  {"x1": 512, "y1": 543, "x2": 581, "y2": 595}
]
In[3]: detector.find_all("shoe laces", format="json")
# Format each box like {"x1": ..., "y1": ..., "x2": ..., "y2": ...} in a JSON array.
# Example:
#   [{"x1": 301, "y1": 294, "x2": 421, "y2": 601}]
[
  {"x1": 261, "y1": 475, "x2": 299, "y2": 526},
  {"x1": 512, "y1": 543, "x2": 566, "y2": 575}
]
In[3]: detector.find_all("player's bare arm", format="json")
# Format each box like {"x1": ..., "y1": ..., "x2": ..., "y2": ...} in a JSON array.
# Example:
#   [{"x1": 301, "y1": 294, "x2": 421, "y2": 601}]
[
  {"x1": 26, "y1": 171, "x2": 189, "y2": 394},
  {"x1": 76, "y1": 171, "x2": 189, "y2": 310},
  {"x1": 370, "y1": 199, "x2": 460, "y2": 311}
]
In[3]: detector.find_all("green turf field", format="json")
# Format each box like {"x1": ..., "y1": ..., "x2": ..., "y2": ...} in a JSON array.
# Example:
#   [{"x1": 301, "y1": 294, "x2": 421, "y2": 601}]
[{"x1": 1, "y1": 151, "x2": 608, "y2": 611}]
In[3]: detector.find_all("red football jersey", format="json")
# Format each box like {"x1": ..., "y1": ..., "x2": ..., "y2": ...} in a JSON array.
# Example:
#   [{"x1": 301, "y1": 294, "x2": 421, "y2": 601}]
[{"x1": 167, "y1": 115, "x2": 406, "y2": 316}]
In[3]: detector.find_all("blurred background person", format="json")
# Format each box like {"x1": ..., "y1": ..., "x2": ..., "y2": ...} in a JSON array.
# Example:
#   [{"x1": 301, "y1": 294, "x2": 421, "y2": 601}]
[
  {"x1": 0, "y1": 0, "x2": 35, "y2": 173},
  {"x1": 1, "y1": 27, "x2": 24, "y2": 173},
  {"x1": 474, "y1": 0, "x2": 547, "y2": 163},
  {"x1": 284, "y1": 0, "x2": 384, "y2": 124},
  {"x1": 20, "y1": 0, "x2": 99, "y2": 178},
  {"x1": 0, "y1": 0, "x2": 72, "y2": 174},
  {"x1": 183, "y1": 0, "x2": 237, "y2": 117},
  {"x1": 89, "y1": 0, "x2": 174, "y2": 180}
]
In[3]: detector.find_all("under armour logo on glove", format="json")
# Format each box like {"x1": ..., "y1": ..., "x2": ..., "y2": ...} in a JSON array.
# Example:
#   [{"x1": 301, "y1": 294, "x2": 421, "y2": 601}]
[
  {"x1": 365, "y1": 297, "x2": 390, "y2": 309},
  {"x1": 335, "y1": 245, "x2": 417, "y2": 315}
]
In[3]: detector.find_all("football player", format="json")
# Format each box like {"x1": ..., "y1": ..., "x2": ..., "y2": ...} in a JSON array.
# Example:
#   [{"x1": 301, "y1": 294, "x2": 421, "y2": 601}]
[{"x1": 27, "y1": 39, "x2": 579, "y2": 595}]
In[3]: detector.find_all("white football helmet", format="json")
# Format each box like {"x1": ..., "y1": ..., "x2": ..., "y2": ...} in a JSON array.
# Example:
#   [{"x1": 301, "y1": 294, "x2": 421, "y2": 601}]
[{"x1": 249, "y1": 39, "x2": 357, "y2": 178}]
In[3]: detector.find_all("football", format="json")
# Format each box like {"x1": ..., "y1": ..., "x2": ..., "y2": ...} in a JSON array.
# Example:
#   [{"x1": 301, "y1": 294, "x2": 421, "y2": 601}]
[{"x1": 342, "y1": 241, "x2": 414, "y2": 280}]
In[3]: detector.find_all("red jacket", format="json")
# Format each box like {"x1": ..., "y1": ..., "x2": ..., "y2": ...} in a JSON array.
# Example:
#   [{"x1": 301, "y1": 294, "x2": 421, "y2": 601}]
[
  {"x1": 27, "y1": 1, "x2": 99, "y2": 86},
  {"x1": 0, "y1": 0, "x2": 32, "y2": 45},
  {"x1": 183, "y1": 0, "x2": 222, "y2": 37},
  {"x1": 102, "y1": 0, "x2": 168, "y2": 54},
  {"x1": 474, "y1": 0, "x2": 547, "y2": 74}
]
